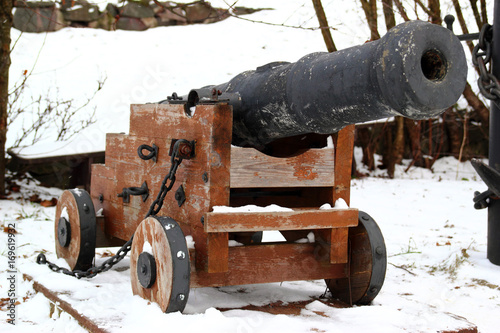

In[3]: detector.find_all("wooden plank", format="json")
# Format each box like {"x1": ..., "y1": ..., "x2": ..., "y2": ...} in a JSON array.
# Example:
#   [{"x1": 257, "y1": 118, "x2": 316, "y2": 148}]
[
  {"x1": 230, "y1": 147, "x2": 335, "y2": 188},
  {"x1": 191, "y1": 243, "x2": 347, "y2": 288},
  {"x1": 129, "y1": 103, "x2": 228, "y2": 142},
  {"x1": 207, "y1": 233, "x2": 228, "y2": 273},
  {"x1": 204, "y1": 208, "x2": 358, "y2": 233},
  {"x1": 314, "y1": 227, "x2": 349, "y2": 264},
  {"x1": 23, "y1": 274, "x2": 109, "y2": 333},
  {"x1": 104, "y1": 134, "x2": 166, "y2": 170},
  {"x1": 203, "y1": 104, "x2": 232, "y2": 273},
  {"x1": 95, "y1": 216, "x2": 127, "y2": 248},
  {"x1": 330, "y1": 228, "x2": 349, "y2": 264},
  {"x1": 91, "y1": 164, "x2": 115, "y2": 179},
  {"x1": 333, "y1": 125, "x2": 355, "y2": 205}
]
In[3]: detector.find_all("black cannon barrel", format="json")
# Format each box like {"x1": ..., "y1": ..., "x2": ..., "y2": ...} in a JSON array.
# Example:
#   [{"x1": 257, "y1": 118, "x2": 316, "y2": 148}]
[{"x1": 182, "y1": 20, "x2": 467, "y2": 148}]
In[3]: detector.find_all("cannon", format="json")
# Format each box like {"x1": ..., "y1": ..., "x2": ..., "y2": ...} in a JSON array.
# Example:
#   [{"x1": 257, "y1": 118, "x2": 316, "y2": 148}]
[
  {"x1": 183, "y1": 20, "x2": 466, "y2": 150},
  {"x1": 48, "y1": 20, "x2": 466, "y2": 313}
]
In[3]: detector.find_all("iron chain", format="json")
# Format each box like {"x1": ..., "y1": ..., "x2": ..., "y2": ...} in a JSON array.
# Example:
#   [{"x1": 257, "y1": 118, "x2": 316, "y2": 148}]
[
  {"x1": 37, "y1": 238, "x2": 132, "y2": 279},
  {"x1": 145, "y1": 140, "x2": 187, "y2": 217},
  {"x1": 36, "y1": 140, "x2": 188, "y2": 279},
  {"x1": 473, "y1": 24, "x2": 500, "y2": 103}
]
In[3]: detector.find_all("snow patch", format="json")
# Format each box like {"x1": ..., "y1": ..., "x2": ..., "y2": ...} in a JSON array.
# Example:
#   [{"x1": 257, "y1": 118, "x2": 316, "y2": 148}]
[
  {"x1": 142, "y1": 241, "x2": 153, "y2": 254},
  {"x1": 212, "y1": 204, "x2": 293, "y2": 213},
  {"x1": 295, "y1": 231, "x2": 315, "y2": 243},
  {"x1": 319, "y1": 198, "x2": 349, "y2": 210},
  {"x1": 60, "y1": 206, "x2": 69, "y2": 220},
  {"x1": 185, "y1": 235, "x2": 195, "y2": 249},
  {"x1": 228, "y1": 240, "x2": 244, "y2": 247}
]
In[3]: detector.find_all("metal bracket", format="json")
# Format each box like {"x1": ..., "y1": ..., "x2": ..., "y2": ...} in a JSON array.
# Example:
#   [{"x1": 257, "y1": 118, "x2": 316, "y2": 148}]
[
  {"x1": 471, "y1": 159, "x2": 500, "y2": 209},
  {"x1": 474, "y1": 190, "x2": 494, "y2": 209},
  {"x1": 444, "y1": 14, "x2": 480, "y2": 41},
  {"x1": 118, "y1": 181, "x2": 149, "y2": 203},
  {"x1": 174, "y1": 185, "x2": 186, "y2": 207},
  {"x1": 137, "y1": 144, "x2": 159, "y2": 163},
  {"x1": 169, "y1": 139, "x2": 195, "y2": 160}
]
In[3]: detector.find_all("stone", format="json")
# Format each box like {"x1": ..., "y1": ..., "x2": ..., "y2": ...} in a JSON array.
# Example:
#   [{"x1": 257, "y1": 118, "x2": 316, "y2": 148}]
[
  {"x1": 13, "y1": 3, "x2": 66, "y2": 33},
  {"x1": 61, "y1": 1, "x2": 100, "y2": 22},
  {"x1": 116, "y1": 16, "x2": 148, "y2": 31},
  {"x1": 155, "y1": 6, "x2": 187, "y2": 26},
  {"x1": 106, "y1": 3, "x2": 119, "y2": 17},
  {"x1": 141, "y1": 17, "x2": 158, "y2": 29},
  {"x1": 60, "y1": 0, "x2": 100, "y2": 22},
  {"x1": 184, "y1": 2, "x2": 213, "y2": 23},
  {"x1": 119, "y1": 2, "x2": 155, "y2": 19},
  {"x1": 90, "y1": 12, "x2": 115, "y2": 30}
]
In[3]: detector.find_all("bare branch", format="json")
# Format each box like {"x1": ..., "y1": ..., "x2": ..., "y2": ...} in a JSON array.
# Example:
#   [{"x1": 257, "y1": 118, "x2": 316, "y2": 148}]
[
  {"x1": 8, "y1": 76, "x2": 105, "y2": 149},
  {"x1": 469, "y1": 0, "x2": 483, "y2": 29},
  {"x1": 221, "y1": 0, "x2": 337, "y2": 32},
  {"x1": 393, "y1": 0, "x2": 411, "y2": 21},
  {"x1": 414, "y1": 0, "x2": 434, "y2": 18},
  {"x1": 452, "y1": 0, "x2": 474, "y2": 54},
  {"x1": 8, "y1": 32, "x2": 48, "y2": 98},
  {"x1": 480, "y1": 0, "x2": 488, "y2": 26}
]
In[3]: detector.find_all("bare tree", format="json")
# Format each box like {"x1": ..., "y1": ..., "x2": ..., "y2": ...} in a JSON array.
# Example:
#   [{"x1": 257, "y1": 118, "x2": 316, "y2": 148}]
[
  {"x1": 0, "y1": 0, "x2": 13, "y2": 194},
  {"x1": 7, "y1": 76, "x2": 104, "y2": 149},
  {"x1": 1, "y1": 3, "x2": 103, "y2": 193}
]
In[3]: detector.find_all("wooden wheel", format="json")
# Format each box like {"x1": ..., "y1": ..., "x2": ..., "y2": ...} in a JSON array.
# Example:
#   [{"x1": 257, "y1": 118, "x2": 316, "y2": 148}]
[
  {"x1": 55, "y1": 189, "x2": 97, "y2": 271},
  {"x1": 130, "y1": 216, "x2": 190, "y2": 313},
  {"x1": 326, "y1": 211, "x2": 386, "y2": 305}
]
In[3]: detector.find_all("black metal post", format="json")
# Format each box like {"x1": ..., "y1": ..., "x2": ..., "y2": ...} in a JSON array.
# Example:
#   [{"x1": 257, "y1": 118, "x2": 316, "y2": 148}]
[{"x1": 488, "y1": 0, "x2": 500, "y2": 265}]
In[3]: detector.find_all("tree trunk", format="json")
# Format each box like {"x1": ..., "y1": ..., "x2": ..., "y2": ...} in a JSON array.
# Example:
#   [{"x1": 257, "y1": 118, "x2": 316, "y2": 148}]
[
  {"x1": 381, "y1": 0, "x2": 404, "y2": 178},
  {"x1": 0, "y1": 0, "x2": 13, "y2": 195},
  {"x1": 392, "y1": 116, "x2": 405, "y2": 168},
  {"x1": 443, "y1": 108, "x2": 462, "y2": 157},
  {"x1": 427, "y1": 0, "x2": 442, "y2": 24},
  {"x1": 358, "y1": 127, "x2": 375, "y2": 171},
  {"x1": 405, "y1": 119, "x2": 423, "y2": 168},
  {"x1": 462, "y1": 81, "x2": 489, "y2": 129},
  {"x1": 360, "y1": 0, "x2": 380, "y2": 40},
  {"x1": 382, "y1": 0, "x2": 395, "y2": 31},
  {"x1": 382, "y1": 123, "x2": 394, "y2": 177},
  {"x1": 312, "y1": 0, "x2": 337, "y2": 52}
]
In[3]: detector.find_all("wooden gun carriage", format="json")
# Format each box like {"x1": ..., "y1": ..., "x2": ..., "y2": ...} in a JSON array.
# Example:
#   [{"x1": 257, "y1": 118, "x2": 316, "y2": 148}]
[{"x1": 51, "y1": 20, "x2": 466, "y2": 313}]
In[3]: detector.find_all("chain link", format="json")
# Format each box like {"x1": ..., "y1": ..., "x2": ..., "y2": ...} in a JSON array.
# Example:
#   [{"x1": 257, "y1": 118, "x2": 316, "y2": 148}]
[
  {"x1": 37, "y1": 139, "x2": 189, "y2": 279},
  {"x1": 473, "y1": 24, "x2": 500, "y2": 103}
]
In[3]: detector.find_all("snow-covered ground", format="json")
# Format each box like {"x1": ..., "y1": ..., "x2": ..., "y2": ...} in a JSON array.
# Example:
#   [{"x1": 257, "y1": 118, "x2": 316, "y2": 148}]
[{"x1": 1, "y1": 152, "x2": 500, "y2": 332}]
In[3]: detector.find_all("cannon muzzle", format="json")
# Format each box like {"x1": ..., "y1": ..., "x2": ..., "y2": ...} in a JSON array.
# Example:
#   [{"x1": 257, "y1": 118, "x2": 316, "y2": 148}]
[{"x1": 175, "y1": 21, "x2": 467, "y2": 149}]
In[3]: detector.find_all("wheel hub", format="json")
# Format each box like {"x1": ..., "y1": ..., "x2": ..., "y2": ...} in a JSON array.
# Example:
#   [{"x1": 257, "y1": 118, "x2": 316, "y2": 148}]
[
  {"x1": 57, "y1": 217, "x2": 71, "y2": 247},
  {"x1": 137, "y1": 252, "x2": 157, "y2": 289}
]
